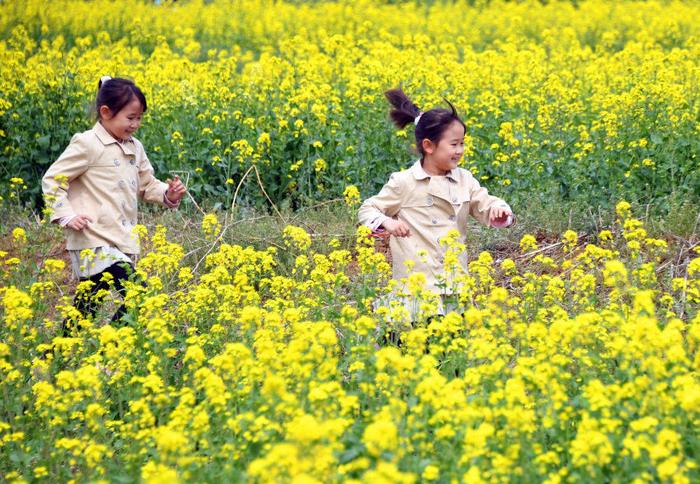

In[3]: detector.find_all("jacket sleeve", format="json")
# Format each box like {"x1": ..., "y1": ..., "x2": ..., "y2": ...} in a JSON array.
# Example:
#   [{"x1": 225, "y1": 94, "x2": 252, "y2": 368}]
[
  {"x1": 358, "y1": 173, "x2": 404, "y2": 230},
  {"x1": 136, "y1": 145, "x2": 171, "y2": 207},
  {"x1": 42, "y1": 133, "x2": 91, "y2": 222},
  {"x1": 468, "y1": 175, "x2": 511, "y2": 227}
]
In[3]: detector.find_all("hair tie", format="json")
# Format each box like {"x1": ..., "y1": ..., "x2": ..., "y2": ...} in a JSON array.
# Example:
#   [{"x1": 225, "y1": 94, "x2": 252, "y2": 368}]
[
  {"x1": 414, "y1": 112, "x2": 423, "y2": 126},
  {"x1": 100, "y1": 75, "x2": 112, "y2": 86}
]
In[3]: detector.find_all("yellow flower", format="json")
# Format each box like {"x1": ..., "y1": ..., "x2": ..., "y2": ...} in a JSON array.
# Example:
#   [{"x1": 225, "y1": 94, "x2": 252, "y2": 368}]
[
  {"x1": 562, "y1": 229, "x2": 577, "y2": 252},
  {"x1": 258, "y1": 132, "x2": 271, "y2": 147},
  {"x1": 519, "y1": 234, "x2": 538, "y2": 253},
  {"x1": 599, "y1": 230, "x2": 613, "y2": 242},
  {"x1": 12, "y1": 227, "x2": 26, "y2": 244},
  {"x1": 201, "y1": 213, "x2": 221, "y2": 241},
  {"x1": 42, "y1": 258, "x2": 65, "y2": 275},
  {"x1": 283, "y1": 225, "x2": 312, "y2": 251},
  {"x1": 500, "y1": 258, "x2": 517, "y2": 275},
  {"x1": 616, "y1": 200, "x2": 632, "y2": 219},
  {"x1": 142, "y1": 462, "x2": 180, "y2": 484},
  {"x1": 363, "y1": 418, "x2": 398, "y2": 457},
  {"x1": 314, "y1": 158, "x2": 327, "y2": 172},
  {"x1": 422, "y1": 465, "x2": 440, "y2": 481},
  {"x1": 343, "y1": 185, "x2": 360, "y2": 207},
  {"x1": 603, "y1": 260, "x2": 628, "y2": 287}
]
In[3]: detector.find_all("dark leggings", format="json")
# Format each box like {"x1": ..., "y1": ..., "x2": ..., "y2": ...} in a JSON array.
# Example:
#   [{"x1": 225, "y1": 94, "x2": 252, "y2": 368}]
[{"x1": 63, "y1": 262, "x2": 134, "y2": 335}]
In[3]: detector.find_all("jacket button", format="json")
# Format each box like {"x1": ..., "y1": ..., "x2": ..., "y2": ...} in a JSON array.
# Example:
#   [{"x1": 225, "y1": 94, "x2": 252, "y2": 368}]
[
  {"x1": 426, "y1": 196, "x2": 433, "y2": 205},
  {"x1": 449, "y1": 215, "x2": 456, "y2": 221},
  {"x1": 432, "y1": 219, "x2": 438, "y2": 224},
  {"x1": 121, "y1": 219, "x2": 127, "y2": 226},
  {"x1": 113, "y1": 159, "x2": 121, "y2": 166},
  {"x1": 452, "y1": 196, "x2": 458, "y2": 203},
  {"x1": 118, "y1": 180, "x2": 126, "y2": 188}
]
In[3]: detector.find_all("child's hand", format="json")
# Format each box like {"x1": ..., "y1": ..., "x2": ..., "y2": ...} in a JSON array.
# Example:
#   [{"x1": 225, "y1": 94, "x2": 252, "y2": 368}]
[
  {"x1": 490, "y1": 207, "x2": 514, "y2": 228},
  {"x1": 382, "y1": 218, "x2": 411, "y2": 237},
  {"x1": 66, "y1": 214, "x2": 94, "y2": 231},
  {"x1": 165, "y1": 175, "x2": 187, "y2": 203}
]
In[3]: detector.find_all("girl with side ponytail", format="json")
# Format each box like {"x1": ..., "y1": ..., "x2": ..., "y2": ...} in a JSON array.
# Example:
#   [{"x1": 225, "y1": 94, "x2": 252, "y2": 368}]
[{"x1": 358, "y1": 88, "x2": 515, "y2": 325}]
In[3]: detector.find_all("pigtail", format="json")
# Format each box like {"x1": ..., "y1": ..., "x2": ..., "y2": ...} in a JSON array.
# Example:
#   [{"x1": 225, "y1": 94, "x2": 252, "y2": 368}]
[
  {"x1": 387, "y1": 89, "x2": 466, "y2": 157},
  {"x1": 384, "y1": 88, "x2": 421, "y2": 129},
  {"x1": 443, "y1": 98, "x2": 459, "y2": 117}
]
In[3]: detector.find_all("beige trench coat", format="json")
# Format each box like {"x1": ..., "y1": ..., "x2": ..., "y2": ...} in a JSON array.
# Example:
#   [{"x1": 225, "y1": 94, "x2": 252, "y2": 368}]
[
  {"x1": 358, "y1": 161, "x2": 512, "y2": 294},
  {"x1": 42, "y1": 122, "x2": 171, "y2": 254}
]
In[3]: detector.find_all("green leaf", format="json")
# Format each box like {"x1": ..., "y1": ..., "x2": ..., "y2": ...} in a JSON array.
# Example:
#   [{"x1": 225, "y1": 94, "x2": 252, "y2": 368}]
[{"x1": 36, "y1": 134, "x2": 51, "y2": 149}]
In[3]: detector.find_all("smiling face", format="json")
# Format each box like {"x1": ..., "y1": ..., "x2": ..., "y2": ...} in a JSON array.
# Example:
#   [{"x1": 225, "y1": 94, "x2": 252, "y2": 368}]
[
  {"x1": 99, "y1": 97, "x2": 144, "y2": 141},
  {"x1": 421, "y1": 120, "x2": 465, "y2": 175}
]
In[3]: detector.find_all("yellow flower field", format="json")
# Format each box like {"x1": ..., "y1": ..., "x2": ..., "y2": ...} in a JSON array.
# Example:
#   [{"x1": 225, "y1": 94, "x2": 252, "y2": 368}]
[
  {"x1": 1, "y1": 0, "x2": 700, "y2": 208},
  {"x1": 1, "y1": 0, "x2": 700, "y2": 481},
  {"x1": 1, "y1": 201, "x2": 699, "y2": 482}
]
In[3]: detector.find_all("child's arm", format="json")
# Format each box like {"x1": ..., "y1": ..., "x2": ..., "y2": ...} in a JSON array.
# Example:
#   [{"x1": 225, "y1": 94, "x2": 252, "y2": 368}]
[
  {"x1": 358, "y1": 174, "x2": 410, "y2": 236},
  {"x1": 42, "y1": 133, "x2": 92, "y2": 224},
  {"x1": 468, "y1": 177, "x2": 514, "y2": 228},
  {"x1": 136, "y1": 146, "x2": 184, "y2": 208}
]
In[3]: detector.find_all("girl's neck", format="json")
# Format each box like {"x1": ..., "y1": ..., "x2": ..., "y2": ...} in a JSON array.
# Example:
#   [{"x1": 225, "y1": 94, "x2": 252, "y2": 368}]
[{"x1": 421, "y1": 157, "x2": 449, "y2": 176}]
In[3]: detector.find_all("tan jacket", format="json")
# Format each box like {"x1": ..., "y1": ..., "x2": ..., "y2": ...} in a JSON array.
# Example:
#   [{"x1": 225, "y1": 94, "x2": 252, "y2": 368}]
[
  {"x1": 42, "y1": 122, "x2": 171, "y2": 254},
  {"x1": 358, "y1": 161, "x2": 512, "y2": 293}
]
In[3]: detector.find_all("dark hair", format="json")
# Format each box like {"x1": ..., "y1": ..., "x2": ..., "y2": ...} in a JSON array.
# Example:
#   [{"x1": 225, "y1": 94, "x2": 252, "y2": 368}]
[
  {"x1": 384, "y1": 88, "x2": 465, "y2": 157},
  {"x1": 96, "y1": 77, "x2": 147, "y2": 118}
]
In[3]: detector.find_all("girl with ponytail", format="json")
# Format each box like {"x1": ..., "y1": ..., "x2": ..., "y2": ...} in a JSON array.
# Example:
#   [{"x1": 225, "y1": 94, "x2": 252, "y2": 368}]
[
  {"x1": 359, "y1": 88, "x2": 515, "y2": 322},
  {"x1": 42, "y1": 77, "x2": 187, "y2": 334}
]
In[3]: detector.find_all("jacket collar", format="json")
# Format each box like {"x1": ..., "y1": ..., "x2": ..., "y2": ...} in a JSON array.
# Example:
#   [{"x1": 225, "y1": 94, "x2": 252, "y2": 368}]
[
  {"x1": 93, "y1": 122, "x2": 135, "y2": 155},
  {"x1": 410, "y1": 160, "x2": 458, "y2": 182}
]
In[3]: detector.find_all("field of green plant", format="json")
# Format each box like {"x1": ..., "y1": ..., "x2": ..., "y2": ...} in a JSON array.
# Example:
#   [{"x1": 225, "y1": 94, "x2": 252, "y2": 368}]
[
  {"x1": 2, "y1": 0, "x2": 700, "y2": 211},
  {"x1": 1, "y1": 1, "x2": 700, "y2": 482}
]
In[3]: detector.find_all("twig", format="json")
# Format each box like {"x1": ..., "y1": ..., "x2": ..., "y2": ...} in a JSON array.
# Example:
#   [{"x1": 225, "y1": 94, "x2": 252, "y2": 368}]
[
  {"x1": 229, "y1": 165, "x2": 256, "y2": 220},
  {"x1": 183, "y1": 245, "x2": 207, "y2": 259},
  {"x1": 692, "y1": 212, "x2": 700, "y2": 237},
  {"x1": 289, "y1": 198, "x2": 344, "y2": 222},
  {"x1": 253, "y1": 165, "x2": 286, "y2": 224},
  {"x1": 237, "y1": 235, "x2": 285, "y2": 250},
  {"x1": 185, "y1": 191, "x2": 206, "y2": 215},
  {"x1": 191, "y1": 228, "x2": 229, "y2": 274},
  {"x1": 231, "y1": 215, "x2": 274, "y2": 226},
  {"x1": 309, "y1": 233, "x2": 351, "y2": 239},
  {"x1": 192, "y1": 167, "x2": 285, "y2": 274},
  {"x1": 515, "y1": 234, "x2": 588, "y2": 260},
  {"x1": 192, "y1": 165, "x2": 255, "y2": 273},
  {"x1": 169, "y1": 170, "x2": 204, "y2": 215},
  {"x1": 656, "y1": 241, "x2": 699, "y2": 275}
]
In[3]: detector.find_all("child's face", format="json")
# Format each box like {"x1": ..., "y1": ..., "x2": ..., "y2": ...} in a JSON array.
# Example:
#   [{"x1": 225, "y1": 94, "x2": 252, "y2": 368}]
[
  {"x1": 99, "y1": 97, "x2": 144, "y2": 141},
  {"x1": 423, "y1": 120, "x2": 465, "y2": 174}
]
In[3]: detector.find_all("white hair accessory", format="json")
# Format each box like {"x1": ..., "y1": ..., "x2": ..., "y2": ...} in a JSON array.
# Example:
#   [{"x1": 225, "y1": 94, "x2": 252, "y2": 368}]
[
  {"x1": 100, "y1": 75, "x2": 112, "y2": 86},
  {"x1": 414, "y1": 112, "x2": 423, "y2": 126}
]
